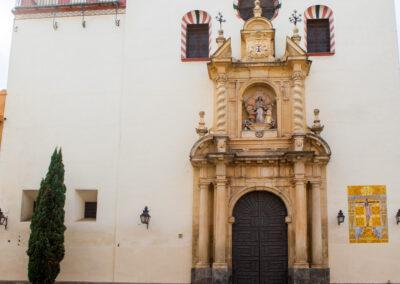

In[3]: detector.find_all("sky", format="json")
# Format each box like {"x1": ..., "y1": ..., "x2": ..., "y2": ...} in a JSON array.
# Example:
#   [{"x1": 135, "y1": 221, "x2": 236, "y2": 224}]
[{"x1": 0, "y1": 1, "x2": 400, "y2": 89}]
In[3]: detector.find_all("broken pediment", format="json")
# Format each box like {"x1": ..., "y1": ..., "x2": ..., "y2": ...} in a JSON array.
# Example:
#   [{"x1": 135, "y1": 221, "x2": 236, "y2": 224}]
[
  {"x1": 211, "y1": 37, "x2": 232, "y2": 60},
  {"x1": 284, "y1": 35, "x2": 307, "y2": 60}
]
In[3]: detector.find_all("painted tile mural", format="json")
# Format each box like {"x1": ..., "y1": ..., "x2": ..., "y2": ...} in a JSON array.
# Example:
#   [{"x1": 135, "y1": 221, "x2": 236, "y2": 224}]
[{"x1": 348, "y1": 185, "x2": 388, "y2": 243}]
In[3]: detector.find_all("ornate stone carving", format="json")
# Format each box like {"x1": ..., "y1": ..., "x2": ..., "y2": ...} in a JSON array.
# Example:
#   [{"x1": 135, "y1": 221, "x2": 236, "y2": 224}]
[
  {"x1": 255, "y1": 130, "x2": 264, "y2": 138},
  {"x1": 216, "y1": 137, "x2": 227, "y2": 153},
  {"x1": 310, "y1": 109, "x2": 324, "y2": 135},
  {"x1": 280, "y1": 81, "x2": 289, "y2": 101},
  {"x1": 253, "y1": 0, "x2": 262, "y2": 18},
  {"x1": 242, "y1": 89, "x2": 276, "y2": 132},
  {"x1": 215, "y1": 74, "x2": 228, "y2": 134},
  {"x1": 292, "y1": 71, "x2": 305, "y2": 134},
  {"x1": 247, "y1": 40, "x2": 269, "y2": 59},
  {"x1": 292, "y1": 71, "x2": 306, "y2": 81},
  {"x1": 196, "y1": 111, "x2": 209, "y2": 137}
]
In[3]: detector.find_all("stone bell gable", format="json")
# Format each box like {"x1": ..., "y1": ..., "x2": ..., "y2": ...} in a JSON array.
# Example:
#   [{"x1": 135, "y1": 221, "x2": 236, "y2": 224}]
[{"x1": 190, "y1": 1, "x2": 331, "y2": 284}]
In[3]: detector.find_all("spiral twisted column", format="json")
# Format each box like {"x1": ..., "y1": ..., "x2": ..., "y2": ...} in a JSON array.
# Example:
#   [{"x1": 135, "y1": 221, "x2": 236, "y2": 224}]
[
  {"x1": 292, "y1": 71, "x2": 306, "y2": 135},
  {"x1": 215, "y1": 74, "x2": 228, "y2": 134}
]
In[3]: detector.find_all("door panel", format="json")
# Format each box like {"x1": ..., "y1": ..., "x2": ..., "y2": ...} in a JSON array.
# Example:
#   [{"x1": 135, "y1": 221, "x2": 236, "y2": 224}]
[{"x1": 233, "y1": 191, "x2": 288, "y2": 284}]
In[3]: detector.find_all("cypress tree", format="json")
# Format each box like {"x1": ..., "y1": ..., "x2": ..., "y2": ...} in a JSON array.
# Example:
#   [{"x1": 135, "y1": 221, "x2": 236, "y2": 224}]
[{"x1": 27, "y1": 148, "x2": 67, "y2": 284}]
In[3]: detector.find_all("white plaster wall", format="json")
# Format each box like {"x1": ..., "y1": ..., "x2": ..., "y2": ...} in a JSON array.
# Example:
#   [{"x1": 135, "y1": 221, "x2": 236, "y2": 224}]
[
  {"x1": 0, "y1": 0, "x2": 399, "y2": 283},
  {"x1": 304, "y1": 1, "x2": 400, "y2": 283},
  {"x1": 0, "y1": 14, "x2": 125, "y2": 282}
]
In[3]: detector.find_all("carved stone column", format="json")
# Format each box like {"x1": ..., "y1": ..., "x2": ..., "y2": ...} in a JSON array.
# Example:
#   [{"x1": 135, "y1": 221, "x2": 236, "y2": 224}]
[
  {"x1": 311, "y1": 180, "x2": 323, "y2": 267},
  {"x1": 193, "y1": 179, "x2": 212, "y2": 284},
  {"x1": 294, "y1": 175, "x2": 308, "y2": 267},
  {"x1": 215, "y1": 74, "x2": 228, "y2": 135},
  {"x1": 290, "y1": 162, "x2": 310, "y2": 284},
  {"x1": 213, "y1": 160, "x2": 228, "y2": 284},
  {"x1": 197, "y1": 180, "x2": 211, "y2": 268},
  {"x1": 291, "y1": 71, "x2": 306, "y2": 135}
]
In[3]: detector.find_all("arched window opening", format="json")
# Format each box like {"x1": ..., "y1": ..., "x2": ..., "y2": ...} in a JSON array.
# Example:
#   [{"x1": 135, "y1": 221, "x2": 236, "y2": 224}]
[
  {"x1": 181, "y1": 10, "x2": 211, "y2": 61},
  {"x1": 304, "y1": 5, "x2": 335, "y2": 55},
  {"x1": 234, "y1": 0, "x2": 281, "y2": 21}
]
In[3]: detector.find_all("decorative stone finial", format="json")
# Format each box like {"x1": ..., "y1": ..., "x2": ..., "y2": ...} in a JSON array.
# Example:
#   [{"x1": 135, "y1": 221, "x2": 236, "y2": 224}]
[
  {"x1": 215, "y1": 12, "x2": 227, "y2": 48},
  {"x1": 216, "y1": 29, "x2": 226, "y2": 48},
  {"x1": 289, "y1": 10, "x2": 302, "y2": 44},
  {"x1": 196, "y1": 111, "x2": 209, "y2": 137},
  {"x1": 310, "y1": 109, "x2": 324, "y2": 135},
  {"x1": 254, "y1": 0, "x2": 262, "y2": 18}
]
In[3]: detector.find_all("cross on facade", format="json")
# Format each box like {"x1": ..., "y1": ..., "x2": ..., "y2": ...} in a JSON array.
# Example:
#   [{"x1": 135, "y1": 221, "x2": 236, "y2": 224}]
[
  {"x1": 215, "y1": 12, "x2": 226, "y2": 30},
  {"x1": 289, "y1": 10, "x2": 302, "y2": 26}
]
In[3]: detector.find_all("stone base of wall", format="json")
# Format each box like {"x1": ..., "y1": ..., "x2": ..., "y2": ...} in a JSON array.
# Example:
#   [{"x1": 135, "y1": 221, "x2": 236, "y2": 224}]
[
  {"x1": 191, "y1": 267, "x2": 212, "y2": 284},
  {"x1": 211, "y1": 267, "x2": 229, "y2": 284},
  {"x1": 288, "y1": 268, "x2": 330, "y2": 284}
]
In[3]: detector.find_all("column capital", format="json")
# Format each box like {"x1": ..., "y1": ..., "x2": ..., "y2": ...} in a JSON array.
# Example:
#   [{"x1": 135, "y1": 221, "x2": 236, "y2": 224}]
[
  {"x1": 291, "y1": 71, "x2": 306, "y2": 82},
  {"x1": 199, "y1": 179, "x2": 212, "y2": 189},
  {"x1": 215, "y1": 73, "x2": 228, "y2": 84},
  {"x1": 215, "y1": 177, "x2": 228, "y2": 187},
  {"x1": 309, "y1": 180, "x2": 322, "y2": 186}
]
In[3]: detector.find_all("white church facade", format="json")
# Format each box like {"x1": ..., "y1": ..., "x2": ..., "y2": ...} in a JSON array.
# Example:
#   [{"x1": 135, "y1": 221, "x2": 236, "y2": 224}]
[{"x1": 0, "y1": 0, "x2": 400, "y2": 283}]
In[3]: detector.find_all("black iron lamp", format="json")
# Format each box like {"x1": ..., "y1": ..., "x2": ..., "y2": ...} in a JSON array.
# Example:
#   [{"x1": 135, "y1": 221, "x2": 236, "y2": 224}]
[
  {"x1": 0, "y1": 208, "x2": 8, "y2": 230},
  {"x1": 337, "y1": 210, "x2": 345, "y2": 225},
  {"x1": 396, "y1": 209, "x2": 400, "y2": 225},
  {"x1": 140, "y1": 206, "x2": 151, "y2": 229}
]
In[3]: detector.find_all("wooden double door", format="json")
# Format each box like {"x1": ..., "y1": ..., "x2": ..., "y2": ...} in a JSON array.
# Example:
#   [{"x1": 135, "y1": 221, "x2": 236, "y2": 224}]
[{"x1": 232, "y1": 191, "x2": 288, "y2": 284}]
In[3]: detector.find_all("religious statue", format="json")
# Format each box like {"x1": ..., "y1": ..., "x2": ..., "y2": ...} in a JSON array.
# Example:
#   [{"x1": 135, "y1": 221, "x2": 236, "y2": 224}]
[
  {"x1": 243, "y1": 92, "x2": 276, "y2": 131},
  {"x1": 254, "y1": 96, "x2": 267, "y2": 124}
]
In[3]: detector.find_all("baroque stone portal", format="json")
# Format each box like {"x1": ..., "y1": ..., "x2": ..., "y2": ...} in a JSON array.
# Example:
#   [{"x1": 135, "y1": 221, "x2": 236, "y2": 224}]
[{"x1": 190, "y1": 2, "x2": 331, "y2": 284}]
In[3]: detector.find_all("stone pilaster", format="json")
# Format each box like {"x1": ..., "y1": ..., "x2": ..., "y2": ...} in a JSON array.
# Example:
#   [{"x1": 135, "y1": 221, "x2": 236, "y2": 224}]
[
  {"x1": 294, "y1": 161, "x2": 308, "y2": 268},
  {"x1": 197, "y1": 180, "x2": 210, "y2": 268},
  {"x1": 311, "y1": 180, "x2": 323, "y2": 268},
  {"x1": 212, "y1": 160, "x2": 228, "y2": 284}
]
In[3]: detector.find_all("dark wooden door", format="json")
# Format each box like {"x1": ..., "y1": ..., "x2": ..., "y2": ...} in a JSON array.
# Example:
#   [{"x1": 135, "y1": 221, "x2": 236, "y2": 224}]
[
  {"x1": 307, "y1": 19, "x2": 331, "y2": 53},
  {"x1": 232, "y1": 191, "x2": 288, "y2": 284}
]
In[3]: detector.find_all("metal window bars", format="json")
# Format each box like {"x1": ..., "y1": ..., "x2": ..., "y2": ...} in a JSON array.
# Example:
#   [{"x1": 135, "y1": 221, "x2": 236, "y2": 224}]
[{"x1": 15, "y1": 0, "x2": 121, "y2": 8}]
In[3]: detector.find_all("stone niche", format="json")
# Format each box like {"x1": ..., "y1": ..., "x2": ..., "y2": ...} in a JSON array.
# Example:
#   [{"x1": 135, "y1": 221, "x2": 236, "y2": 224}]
[{"x1": 242, "y1": 83, "x2": 277, "y2": 138}]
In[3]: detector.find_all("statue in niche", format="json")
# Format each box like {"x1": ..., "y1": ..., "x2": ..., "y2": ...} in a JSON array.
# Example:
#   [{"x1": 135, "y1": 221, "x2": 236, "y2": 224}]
[
  {"x1": 243, "y1": 90, "x2": 276, "y2": 131},
  {"x1": 254, "y1": 96, "x2": 267, "y2": 123}
]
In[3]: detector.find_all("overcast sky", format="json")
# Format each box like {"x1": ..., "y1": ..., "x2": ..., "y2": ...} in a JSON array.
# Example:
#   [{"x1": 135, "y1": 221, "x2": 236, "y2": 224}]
[{"x1": 1, "y1": 1, "x2": 400, "y2": 89}]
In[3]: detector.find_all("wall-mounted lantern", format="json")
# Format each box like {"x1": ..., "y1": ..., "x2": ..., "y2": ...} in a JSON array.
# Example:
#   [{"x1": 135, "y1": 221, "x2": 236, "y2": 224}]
[
  {"x1": 0, "y1": 208, "x2": 8, "y2": 230},
  {"x1": 396, "y1": 209, "x2": 400, "y2": 225},
  {"x1": 337, "y1": 210, "x2": 345, "y2": 225},
  {"x1": 140, "y1": 206, "x2": 151, "y2": 229}
]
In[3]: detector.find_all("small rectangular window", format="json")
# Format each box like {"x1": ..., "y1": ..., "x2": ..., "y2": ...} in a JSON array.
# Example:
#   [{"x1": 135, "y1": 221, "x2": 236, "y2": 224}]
[
  {"x1": 307, "y1": 19, "x2": 331, "y2": 53},
  {"x1": 20, "y1": 190, "x2": 39, "y2": 222},
  {"x1": 84, "y1": 202, "x2": 97, "y2": 219},
  {"x1": 76, "y1": 189, "x2": 98, "y2": 221},
  {"x1": 186, "y1": 24, "x2": 209, "y2": 59}
]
